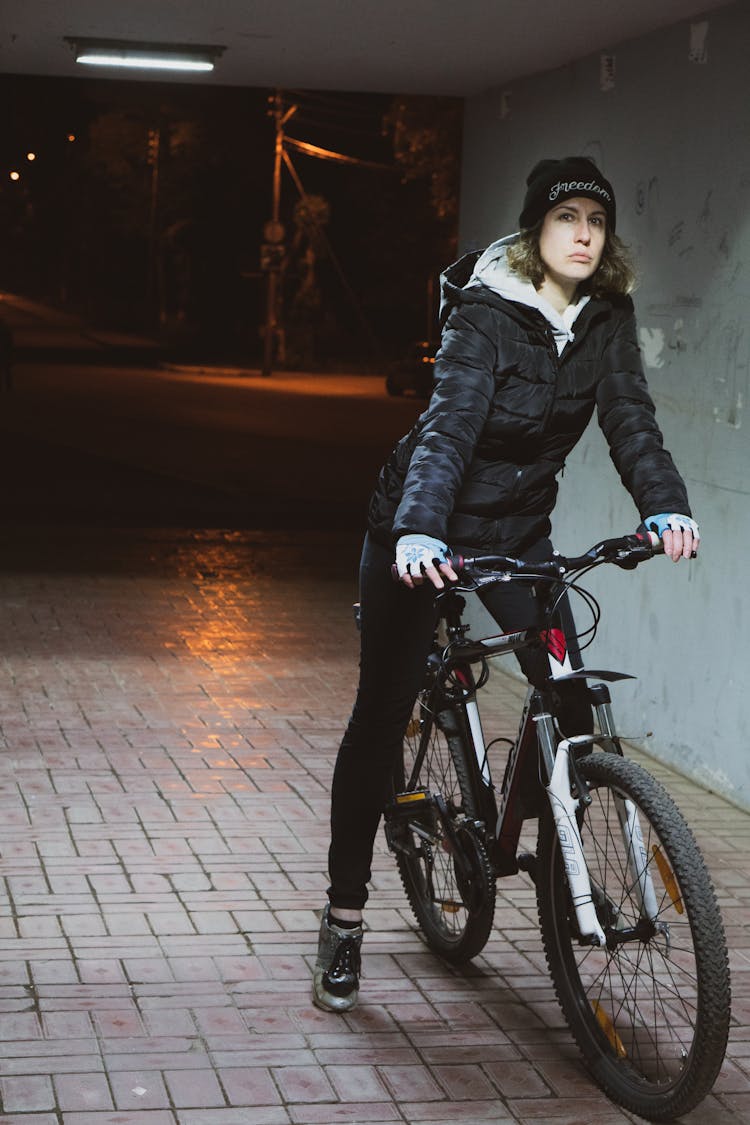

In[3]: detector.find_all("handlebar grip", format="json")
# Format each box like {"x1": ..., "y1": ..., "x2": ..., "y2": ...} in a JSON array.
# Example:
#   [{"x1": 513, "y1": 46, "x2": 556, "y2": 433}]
[
  {"x1": 636, "y1": 531, "x2": 664, "y2": 553},
  {"x1": 609, "y1": 532, "x2": 661, "y2": 569},
  {"x1": 390, "y1": 553, "x2": 465, "y2": 582}
]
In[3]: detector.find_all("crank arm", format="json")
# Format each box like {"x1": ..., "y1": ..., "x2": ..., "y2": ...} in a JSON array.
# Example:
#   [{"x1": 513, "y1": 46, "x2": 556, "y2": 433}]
[{"x1": 433, "y1": 793, "x2": 476, "y2": 882}]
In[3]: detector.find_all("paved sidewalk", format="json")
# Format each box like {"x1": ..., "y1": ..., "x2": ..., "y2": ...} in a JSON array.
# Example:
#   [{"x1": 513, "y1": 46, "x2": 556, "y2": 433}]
[{"x1": 0, "y1": 527, "x2": 746, "y2": 1125}]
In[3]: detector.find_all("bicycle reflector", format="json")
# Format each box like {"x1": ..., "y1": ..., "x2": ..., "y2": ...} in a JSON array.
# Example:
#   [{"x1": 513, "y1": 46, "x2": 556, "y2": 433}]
[
  {"x1": 394, "y1": 789, "x2": 430, "y2": 805},
  {"x1": 651, "y1": 845, "x2": 684, "y2": 915},
  {"x1": 592, "y1": 1000, "x2": 628, "y2": 1058}
]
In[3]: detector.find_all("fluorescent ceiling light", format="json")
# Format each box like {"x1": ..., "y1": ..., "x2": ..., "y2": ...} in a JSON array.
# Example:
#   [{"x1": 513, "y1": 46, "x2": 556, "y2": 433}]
[
  {"x1": 77, "y1": 54, "x2": 214, "y2": 72},
  {"x1": 65, "y1": 37, "x2": 224, "y2": 74}
]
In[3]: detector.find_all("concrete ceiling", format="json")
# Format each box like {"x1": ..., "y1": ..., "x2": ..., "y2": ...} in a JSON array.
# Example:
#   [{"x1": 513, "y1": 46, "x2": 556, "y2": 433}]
[{"x1": 2, "y1": 0, "x2": 734, "y2": 96}]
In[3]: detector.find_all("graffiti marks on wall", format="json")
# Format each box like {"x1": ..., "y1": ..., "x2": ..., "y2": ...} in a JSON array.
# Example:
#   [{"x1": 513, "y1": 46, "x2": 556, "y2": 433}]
[
  {"x1": 712, "y1": 319, "x2": 745, "y2": 430},
  {"x1": 689, "y1": 21, "x2": 709, "y2": 65},
  {"x1": 639, "y1": 326, "x2": 666, "y2": 369}
]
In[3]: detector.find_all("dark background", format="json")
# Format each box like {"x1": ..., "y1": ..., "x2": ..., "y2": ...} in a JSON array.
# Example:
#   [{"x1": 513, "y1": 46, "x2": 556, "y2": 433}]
[{"x1": 1, "y1": 74, "x2": 461, "y2": 368}]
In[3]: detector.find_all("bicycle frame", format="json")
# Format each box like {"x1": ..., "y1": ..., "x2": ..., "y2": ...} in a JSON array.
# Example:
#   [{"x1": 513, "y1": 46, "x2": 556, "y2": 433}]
[
  {"x1": 384, "y1": 536, "x2": 730, "y2": 1119},
  {"x1": 426, "y1": 582, "x2": 662, "y2": 945}
]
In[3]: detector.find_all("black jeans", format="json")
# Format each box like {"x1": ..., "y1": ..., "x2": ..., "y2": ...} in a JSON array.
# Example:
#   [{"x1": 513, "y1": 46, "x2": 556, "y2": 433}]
[{"x1": 326, "y1": 533, "x2": 591, "y2": 910}]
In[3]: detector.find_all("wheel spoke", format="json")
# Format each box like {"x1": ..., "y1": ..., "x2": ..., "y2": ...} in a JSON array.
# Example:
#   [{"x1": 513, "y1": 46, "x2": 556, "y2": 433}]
[
  {"x1": 391, "y1": 690, "x2": 495, "y2": 962},
  {"x1": 537, "y1": 753, "x2": 729, "y2": 1118}
]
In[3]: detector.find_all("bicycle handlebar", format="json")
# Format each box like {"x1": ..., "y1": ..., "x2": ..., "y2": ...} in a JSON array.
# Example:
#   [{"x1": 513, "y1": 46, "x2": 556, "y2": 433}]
[
  {"x1": 390, "y1": 532, "x2": 662, "y2": 584},
  {"x1": 452, "y1": 532, "x2": 662, "y2": 579}
]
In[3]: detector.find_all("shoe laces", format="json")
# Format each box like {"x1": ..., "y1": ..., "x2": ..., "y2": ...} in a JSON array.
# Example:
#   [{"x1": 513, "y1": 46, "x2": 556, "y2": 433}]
[{"x1": 327, "y1": 934, "x2": 362, "y2": 981}]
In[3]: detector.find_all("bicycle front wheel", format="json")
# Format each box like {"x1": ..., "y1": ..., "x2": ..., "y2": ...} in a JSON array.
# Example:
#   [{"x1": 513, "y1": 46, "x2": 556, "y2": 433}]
[
  {"x1": 537, "y1": 752, "x2": 730, "y2": 1121},
  {"x1": 391, "y1": 692, "x2": 495, "y2": 963}
]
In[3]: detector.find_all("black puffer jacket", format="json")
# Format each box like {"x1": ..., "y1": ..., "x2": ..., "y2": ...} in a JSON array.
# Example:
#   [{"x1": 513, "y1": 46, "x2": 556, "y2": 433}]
[{"x1": 368, "y1": 250, "x2": 690, "y2": 553}]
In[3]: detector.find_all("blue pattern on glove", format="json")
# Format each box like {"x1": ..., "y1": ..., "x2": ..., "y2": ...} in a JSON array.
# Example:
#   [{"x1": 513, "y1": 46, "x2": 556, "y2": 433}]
[
  {"x1": 643, "y1": 513, "x2": 700, "y2": 540},
  {"x1": 395, "y1": 534, "x2": 449, "y2": 578}
]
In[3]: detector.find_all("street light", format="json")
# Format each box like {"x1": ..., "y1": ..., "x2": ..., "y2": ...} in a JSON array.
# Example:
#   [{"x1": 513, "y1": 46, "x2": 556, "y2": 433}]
[
  {"x1": 64, "y1": 37, "x2": 224, "y2": 73},
  {"x1": 9, "y1": 171, "x2": 20, "y2": 182}
]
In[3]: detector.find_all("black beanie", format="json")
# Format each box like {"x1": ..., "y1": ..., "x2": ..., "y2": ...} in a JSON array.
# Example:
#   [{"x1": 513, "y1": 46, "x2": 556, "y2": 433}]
[{"x1": 519, "y1": 156, "x2": 616, "y2": 232}]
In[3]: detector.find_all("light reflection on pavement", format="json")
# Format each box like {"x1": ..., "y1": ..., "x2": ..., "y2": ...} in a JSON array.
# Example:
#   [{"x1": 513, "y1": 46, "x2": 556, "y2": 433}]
[{"x1": 0, "y1": 524, "x2": 745, "y2": 1121}]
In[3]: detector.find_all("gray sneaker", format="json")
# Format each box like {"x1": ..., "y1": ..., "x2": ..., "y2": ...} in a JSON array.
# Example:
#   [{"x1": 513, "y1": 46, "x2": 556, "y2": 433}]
[{"x1": 312, "y1": 905, "x2": 363, "y2": 1013}]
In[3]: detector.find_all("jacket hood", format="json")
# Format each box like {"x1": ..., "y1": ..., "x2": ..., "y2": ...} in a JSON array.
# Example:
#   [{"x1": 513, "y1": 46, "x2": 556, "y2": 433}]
[{"x1": 440, "y1": 233, "x2": 591, "y2": 348}]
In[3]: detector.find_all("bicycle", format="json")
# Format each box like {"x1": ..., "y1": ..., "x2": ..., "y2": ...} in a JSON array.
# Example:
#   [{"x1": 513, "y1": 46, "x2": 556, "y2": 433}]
[{"x1": 382, "y1": 532, "x2": 730, "y2": 1122}]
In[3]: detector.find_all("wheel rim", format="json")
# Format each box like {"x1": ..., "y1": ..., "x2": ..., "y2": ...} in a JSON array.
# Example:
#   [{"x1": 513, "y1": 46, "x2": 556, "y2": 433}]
[
  {"x1": 559, "y1": 779, "x2": 702, "y2": 1090},
  {"x1": 401, "y1": 698, "x2": 472, "y2": 942}
]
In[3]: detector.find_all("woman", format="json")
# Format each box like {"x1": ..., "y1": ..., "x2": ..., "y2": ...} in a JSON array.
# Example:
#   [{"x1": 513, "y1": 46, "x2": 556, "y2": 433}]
[{"x1": 312, "y1": 156, "x2": 699, "y2": 1013}]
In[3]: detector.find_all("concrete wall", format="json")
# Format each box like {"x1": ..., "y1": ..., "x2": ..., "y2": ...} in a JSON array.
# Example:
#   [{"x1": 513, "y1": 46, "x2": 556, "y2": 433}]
[{"x1": 458, "y1": 3, "x2": 750, "y2": 807}]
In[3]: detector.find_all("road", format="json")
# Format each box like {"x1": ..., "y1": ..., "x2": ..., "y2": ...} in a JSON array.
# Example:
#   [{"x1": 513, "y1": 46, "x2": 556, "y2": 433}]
[{"x1": 0, "y1": 357, "x2": 424, "y2": 528}]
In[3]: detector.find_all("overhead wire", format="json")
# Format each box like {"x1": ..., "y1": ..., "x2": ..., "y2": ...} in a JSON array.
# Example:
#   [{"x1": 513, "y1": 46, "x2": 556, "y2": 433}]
[
  {"x1": 284, "y1": 135, "x2": 393, "y2": 171},
  {"x1": 280, "y1": 145, "x2": 383, "y2": 358},
  {"x1": 294, "y1": 113, "x2": 388, "y2": 140},
  {"x1": 287, "y1": 91, "x2": 390, "y2": 143},
  {"x1": 287, "y1": 90, "x2": 385, "y2": 117}
]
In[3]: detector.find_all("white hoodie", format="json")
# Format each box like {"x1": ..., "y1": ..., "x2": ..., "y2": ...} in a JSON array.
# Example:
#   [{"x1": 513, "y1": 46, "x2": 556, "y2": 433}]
[{"x1": 467, "y1": 234, "x2": 590, "y2": 356}]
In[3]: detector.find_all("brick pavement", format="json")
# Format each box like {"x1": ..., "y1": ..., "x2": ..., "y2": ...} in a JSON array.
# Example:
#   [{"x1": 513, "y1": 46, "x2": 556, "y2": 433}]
[{"x1": 0, "y1": 526, "x2": 747, "y2": 1125}]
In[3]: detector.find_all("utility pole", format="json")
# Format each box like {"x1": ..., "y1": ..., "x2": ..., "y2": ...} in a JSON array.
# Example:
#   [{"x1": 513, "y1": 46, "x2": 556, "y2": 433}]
[
  {"x1": 262, "y1": 90, "x2": 296, "y2": 377},
  {"x1": 146, "y1": 126, "x2": 164, "y2": 326}
]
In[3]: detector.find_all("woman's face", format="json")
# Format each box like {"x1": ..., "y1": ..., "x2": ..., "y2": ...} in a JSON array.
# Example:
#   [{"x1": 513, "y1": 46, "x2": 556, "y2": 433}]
[{"x1": 538, "y1": 196, "x2": 607, "y2": 292}]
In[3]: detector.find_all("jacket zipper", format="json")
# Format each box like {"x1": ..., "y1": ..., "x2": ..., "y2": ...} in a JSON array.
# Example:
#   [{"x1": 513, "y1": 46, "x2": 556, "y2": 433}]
[
  {"x1": 508, "y1": 466, "x2": 524, "y2": 503},
  {"x1": 540, "y1": 327, "x2": 560, "y2": 432}
]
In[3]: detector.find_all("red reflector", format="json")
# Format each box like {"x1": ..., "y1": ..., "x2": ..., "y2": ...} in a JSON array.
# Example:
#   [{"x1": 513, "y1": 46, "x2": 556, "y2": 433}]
[{"x1": 542, "y1": 627, "x2": 567, "y2": 663}]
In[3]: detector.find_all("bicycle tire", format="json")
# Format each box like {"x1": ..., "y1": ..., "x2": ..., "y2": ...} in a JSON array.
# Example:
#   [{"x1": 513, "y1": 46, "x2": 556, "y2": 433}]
[
  {"x1": 391, "y1": 691, "x2": 496, "y2": 963},
  {"x1": 537, "y1": 752, "x2": 730, "y2": 1121}
]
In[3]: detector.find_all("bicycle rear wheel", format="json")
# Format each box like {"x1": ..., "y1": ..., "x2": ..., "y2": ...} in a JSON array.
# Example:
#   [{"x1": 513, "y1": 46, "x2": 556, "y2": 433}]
[
  {"x1": 537, "y1": 752, "x2": 730, "y2": 1121},
  {"x1": 390, "y1": 690, "x2": 495, "y2": 963}
]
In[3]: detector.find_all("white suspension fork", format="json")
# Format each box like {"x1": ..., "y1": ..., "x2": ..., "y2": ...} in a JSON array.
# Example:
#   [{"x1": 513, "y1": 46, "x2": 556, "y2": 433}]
[
  {"x1": 614, "y1": 794, "x2": 660, "y2": 922},
  {"x1": 547, "y1": 737, "x2": 606, "y2": 946}
]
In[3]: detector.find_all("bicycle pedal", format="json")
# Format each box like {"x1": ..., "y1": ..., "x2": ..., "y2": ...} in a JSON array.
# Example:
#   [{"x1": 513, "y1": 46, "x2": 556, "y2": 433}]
[
  {"x1": 517, "y1": 851, "x2": 538, "y2": 883},
  {"x1": 384, "y1": 789, "x2": 437, "y2": 833},
  {"x1": 392, "y1": 788, "x2": 431, "y2": 807}
]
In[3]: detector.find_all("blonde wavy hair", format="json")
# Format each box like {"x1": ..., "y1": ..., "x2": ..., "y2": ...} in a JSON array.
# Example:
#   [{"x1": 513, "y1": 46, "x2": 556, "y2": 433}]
[{"x1": 506, "y1": 220, "x2": 636, "y2": 298}]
